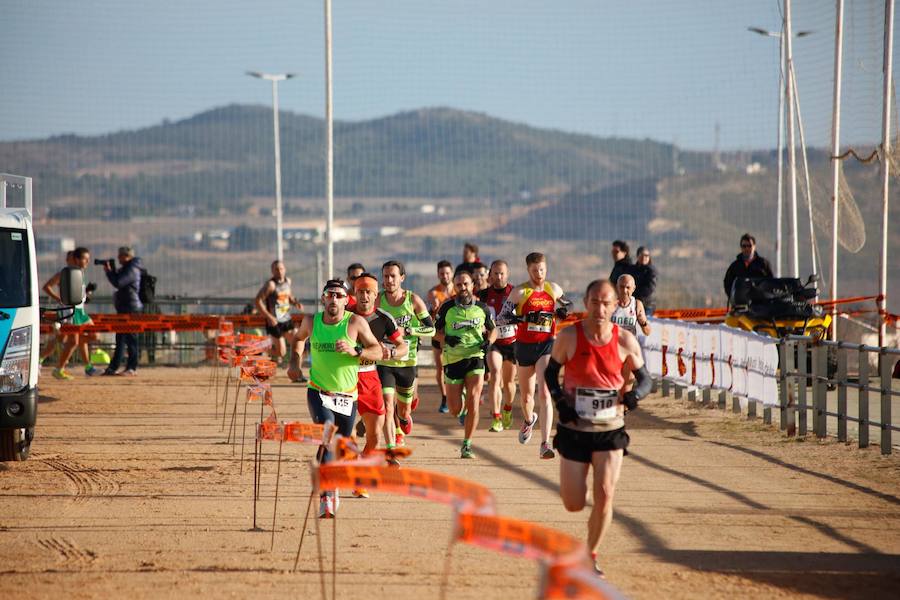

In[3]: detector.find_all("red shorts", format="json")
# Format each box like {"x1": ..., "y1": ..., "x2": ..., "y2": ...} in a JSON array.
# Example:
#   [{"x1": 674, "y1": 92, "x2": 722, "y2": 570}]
[{"x1": 357, "y1": 369, "x2": 385, "y2": 416}]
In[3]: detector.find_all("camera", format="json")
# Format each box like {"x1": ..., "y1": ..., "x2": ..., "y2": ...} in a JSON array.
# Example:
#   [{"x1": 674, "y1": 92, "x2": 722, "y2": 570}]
[{"x1": 94, "y1": 258, "x2": 115, "y2": 268}]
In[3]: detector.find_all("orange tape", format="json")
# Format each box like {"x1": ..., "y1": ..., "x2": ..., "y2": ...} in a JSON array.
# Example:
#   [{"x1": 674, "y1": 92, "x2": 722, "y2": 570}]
[
  {"x1": 454, "y1": 512, "x2": 585, "y2": 566},
  {"x1": 541, "y1": 564, "x2": 620, "y2": 599},
  {"x1": 317, "y1": 464, "x2": 495, "y2": 513}
]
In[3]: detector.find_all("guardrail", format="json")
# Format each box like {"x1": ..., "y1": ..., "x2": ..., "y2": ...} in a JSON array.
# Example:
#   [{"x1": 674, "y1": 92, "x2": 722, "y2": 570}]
[{"x1": 658, "y1": 335, "x2": 900, "y2": 455}]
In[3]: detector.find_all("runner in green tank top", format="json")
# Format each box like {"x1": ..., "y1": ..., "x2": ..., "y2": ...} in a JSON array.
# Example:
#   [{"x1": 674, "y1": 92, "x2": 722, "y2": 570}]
[
  {"x1": 376, "y1": 260, "x2": 435, "y2": 448},
  {"x1": 287, "y1": 279, "x2": 382, "y2": 518}
]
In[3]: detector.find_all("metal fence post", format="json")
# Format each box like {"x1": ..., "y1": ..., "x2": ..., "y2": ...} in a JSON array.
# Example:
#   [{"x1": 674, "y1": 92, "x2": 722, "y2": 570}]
[
  {"x1": 718, "y1": 389, "x2": 727, "y2": 410},
  {"x1": 674, "y1": 384, "x2": 683, "y2": 400},
  {"x1": 837, "y1": 346, "x2": 848, "y2": 442},
  {"x1": 779, "y1": 340, "x2": 789, "y2": 431},
  {"x1": 858, "y1": 348, "x2": 869, "y2": 448},
  {"x1": 688, "y1": 388, "x2": 697, "y2": 403},
  {"x1": 662, "y1": 380, "x2": 670, "y2": 397},
  {"x1": 702, "y1": 387, "x2": 711, "y2": 406},
  {"x1": 880, "y1": 351, "x2": 892, "y2": 455},
  {"x1": 812, "y1": 344, "x2": 826, "y2": 438},
  {"x1": 797, "y1": 340, "x2": 808, "y2": 436}
]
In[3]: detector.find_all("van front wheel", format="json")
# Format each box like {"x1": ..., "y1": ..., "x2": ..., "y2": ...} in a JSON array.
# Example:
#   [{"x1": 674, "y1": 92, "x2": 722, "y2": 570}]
[{"x1": 0, "y1": 427, "x2": 33, "y2": 461}]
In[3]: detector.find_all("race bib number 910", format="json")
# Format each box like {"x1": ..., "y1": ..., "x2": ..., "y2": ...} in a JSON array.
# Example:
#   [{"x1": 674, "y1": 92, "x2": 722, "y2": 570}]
[{"x1": 575, "y1": 388, "x2": 618, "y2": 424}]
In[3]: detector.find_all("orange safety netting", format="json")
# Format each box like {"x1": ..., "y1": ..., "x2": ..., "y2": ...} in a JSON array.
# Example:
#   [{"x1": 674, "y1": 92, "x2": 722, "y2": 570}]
[{"x1": 453, "y1": 512, "x2": 586, "y2": 567}]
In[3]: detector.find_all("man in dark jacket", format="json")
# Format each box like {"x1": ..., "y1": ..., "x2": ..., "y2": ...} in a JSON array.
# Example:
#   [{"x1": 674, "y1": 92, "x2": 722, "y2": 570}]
[
  {"x1": 631, "y1": 246, "x2": 657, "y2": 315},
  {"x1": 723, "y1": 233, "x2": 773, "y2": 299},
  {"x1": 102, "y1": 246, "x2": 144, "y2": 375},
  {"x1": 608, "y1": 240, "x2": 633, "y2": 286}
]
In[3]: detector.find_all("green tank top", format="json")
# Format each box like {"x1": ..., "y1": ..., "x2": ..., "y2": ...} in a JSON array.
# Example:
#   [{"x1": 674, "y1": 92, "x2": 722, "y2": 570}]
[
  {"x1": 310, "y1": 312, "x2": 358, "y2": 394},
  {"x1": 377, "y1": 290, "x2": 419, "y2": 367}
]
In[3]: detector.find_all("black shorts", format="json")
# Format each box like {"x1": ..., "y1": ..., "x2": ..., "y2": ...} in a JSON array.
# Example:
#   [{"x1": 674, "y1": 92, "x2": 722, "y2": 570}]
[
  {"x1": 266, "y1": 320, "x2": 294, "y2": 339},
  {"x1": 553, "y1": 425, "x2": 629, "y2": 463},
  {"x1": 376, "y1": 365, "x2": 417, "y2": 392},
  {"x1": 443, "y1": 357, "x2": 485, "y2": 384},
  {"x1": 490, "y1": 342, "x2": 517, "y2": 364},
  {"x1": 514, "y1": 340, "x2": 553, "y2": 367}
]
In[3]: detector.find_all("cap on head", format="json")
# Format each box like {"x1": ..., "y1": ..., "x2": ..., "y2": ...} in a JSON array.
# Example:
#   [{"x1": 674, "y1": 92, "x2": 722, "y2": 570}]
[
  {"x1": 322, "y1": 279, "x2": 348, "y2": 295},
  {"x1": 118, "y1": 246, "x2": 134, "y2": 258}
]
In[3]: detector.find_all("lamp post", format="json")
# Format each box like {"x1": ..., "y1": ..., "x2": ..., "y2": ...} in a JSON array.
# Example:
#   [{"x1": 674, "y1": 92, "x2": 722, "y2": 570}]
[
  {"x1": 247, "y1": 71, "x2": 296, "y2": 263},
  {"x1": 748, "y1": 25, "x2": 813, "y2": 279}
]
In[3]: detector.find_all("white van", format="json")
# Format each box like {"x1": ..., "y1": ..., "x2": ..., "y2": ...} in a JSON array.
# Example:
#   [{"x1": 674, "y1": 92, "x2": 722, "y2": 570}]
[{"x1": 0, "y1": 173, "x2": 82, "y2": 460}]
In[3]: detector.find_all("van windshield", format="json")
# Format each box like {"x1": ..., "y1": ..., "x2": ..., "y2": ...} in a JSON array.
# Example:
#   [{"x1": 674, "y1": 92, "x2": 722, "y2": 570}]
[{"x1": 0, "y1": 228, "x2": 31, "y2": 308}]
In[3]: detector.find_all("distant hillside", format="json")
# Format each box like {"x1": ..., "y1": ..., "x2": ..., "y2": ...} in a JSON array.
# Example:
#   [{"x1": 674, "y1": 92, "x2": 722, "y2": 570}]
[{"x1": 0, "y1": 105, "x2": 704, "y2": 214}]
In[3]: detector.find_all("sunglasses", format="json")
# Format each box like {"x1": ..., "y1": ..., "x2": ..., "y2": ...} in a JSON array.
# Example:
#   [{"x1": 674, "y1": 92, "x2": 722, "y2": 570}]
[{"x1": 323, "y1": 291, "x2": 347, "y2": 299}]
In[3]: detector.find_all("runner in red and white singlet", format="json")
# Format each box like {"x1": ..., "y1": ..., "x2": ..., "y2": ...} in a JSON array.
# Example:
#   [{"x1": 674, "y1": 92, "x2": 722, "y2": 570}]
[{"x1": 477, "y1": 259, "x2": 517, "y2": 432}]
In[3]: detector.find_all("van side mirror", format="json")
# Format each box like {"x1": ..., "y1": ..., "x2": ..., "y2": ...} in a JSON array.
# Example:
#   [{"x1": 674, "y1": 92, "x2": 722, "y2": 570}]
[{"x1": 58, "y1": 267, "x2": 85, "y2": 306}]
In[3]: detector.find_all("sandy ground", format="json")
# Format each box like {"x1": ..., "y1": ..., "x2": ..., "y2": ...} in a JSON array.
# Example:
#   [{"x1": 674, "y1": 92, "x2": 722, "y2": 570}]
[{"x1": 1, "y1": 367, "x2": 899, "y2": 599}]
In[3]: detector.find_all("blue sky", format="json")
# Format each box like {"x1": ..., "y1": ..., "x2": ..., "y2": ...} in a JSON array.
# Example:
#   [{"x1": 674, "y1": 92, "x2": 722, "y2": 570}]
[{"x1": 0, "y1": 0, "x2": 890, "y2": 149}]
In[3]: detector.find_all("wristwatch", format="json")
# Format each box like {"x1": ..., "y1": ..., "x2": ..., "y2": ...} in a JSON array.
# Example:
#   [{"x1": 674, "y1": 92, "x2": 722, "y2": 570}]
[{"x1": 354, "y1": 344, "x2": 363, "y2": 357}]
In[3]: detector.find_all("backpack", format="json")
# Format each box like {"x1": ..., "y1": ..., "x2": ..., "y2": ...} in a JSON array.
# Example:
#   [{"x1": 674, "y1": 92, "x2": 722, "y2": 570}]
[{"x1": 139, "y1": 268, "x2": 157, "y2": 305}]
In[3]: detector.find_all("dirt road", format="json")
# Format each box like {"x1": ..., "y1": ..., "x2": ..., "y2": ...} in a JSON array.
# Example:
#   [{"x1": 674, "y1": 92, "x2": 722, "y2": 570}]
[{"x1": 1, "y1": 367, "x2": 899, "y2": 599}]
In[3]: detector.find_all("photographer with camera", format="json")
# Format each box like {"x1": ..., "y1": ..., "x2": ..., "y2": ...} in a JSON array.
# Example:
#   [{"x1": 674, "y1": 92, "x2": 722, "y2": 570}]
[{"x1": 101, "y1": 246, "x2": 143, "y2": 376}]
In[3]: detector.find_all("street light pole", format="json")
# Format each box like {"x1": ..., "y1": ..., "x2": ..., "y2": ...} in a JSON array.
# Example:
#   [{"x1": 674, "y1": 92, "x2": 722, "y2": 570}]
[
  {"x1": 784, "y1": 0, "x2": 800, "y2": 278},
  {"x1": 878, "y1": 0, "x2": 895, "y2": 347},
  {"x1": 830, "y1": 0, "x2": 845, "y2": 341},
  {"x1": 247, "y1": 71, "x2": 296, "y2": 263},
  {"x1": 748, "y1": 24, "x2": 812, "y2": 278},
  {"x1": 324, "y1": 0, "x2": 335, "y2": 281}
]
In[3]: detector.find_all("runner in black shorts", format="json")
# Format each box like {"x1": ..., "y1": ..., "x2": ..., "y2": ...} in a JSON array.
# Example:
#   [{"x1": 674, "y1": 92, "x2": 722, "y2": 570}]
[
  {"x1": 478, "y1": 259, "x2": 518, "y2": 432},
  {"x1": 544, "y1": 279, "x2": 651, "y2": 577}
]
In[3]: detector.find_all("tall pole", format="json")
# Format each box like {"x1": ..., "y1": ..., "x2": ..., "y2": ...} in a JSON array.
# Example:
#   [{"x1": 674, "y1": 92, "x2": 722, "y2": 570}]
[
  {"x1": 776, "y1": 28, "x2": 786, "y2": 277},
  {"x1": 830, "y1": 0, "x2": 845, "y2": 341},
  {"x1": 271, "y1": 79, "x2": 284, "y2": 263},
  {"x1": 324, "y1": 0, "x2": 335, "y2": 280},
  {"x1": 879, "y1": 0, "x2": 895, "y2": 347},
  {"x1": 784, "y1": 0, "x2": 800, "y2": 278}
]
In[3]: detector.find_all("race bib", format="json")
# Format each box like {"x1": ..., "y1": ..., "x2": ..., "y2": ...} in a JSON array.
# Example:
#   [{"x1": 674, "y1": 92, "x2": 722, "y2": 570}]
[
  {"x1": 497, "y1": 324, "x2": 516, "y2": 340},
  {"x1": 526, "y1": 311, "x2": 554, "y2": 333},
  {"x1": 319, "y1": 391, "x2": 356, "y2": 416},
  {"x1": 575, "y1": 388, "x2": 618, "y2": 424}
]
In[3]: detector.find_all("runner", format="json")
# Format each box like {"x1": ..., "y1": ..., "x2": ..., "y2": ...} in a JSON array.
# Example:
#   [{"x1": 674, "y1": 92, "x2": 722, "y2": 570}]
[
  {"x1": 544, "y1": 279, "x2": 651, "y2": 576},
  {"x1": 611, "y1": 274, "x2": 650, "y2": 336},
  {"x1": 286, "y1": 279, "x2": 382, "y2": 517},
  {"x1": 39, "y1": 250, "x2": 76, "y2": 368},
  {"x1": 434, "y1": 269, "x2": 497, "y2": 458},
  {"x1": 255, "y1": 260, "x2": 305, "y2": 378},
  {"x1": 42, "y1": 247, "x2": 98, "y2": 379},
  {"x1": 346, "y1": 262, "x2": 365, "y2": 310},
  {"x1": 477, "y1": 259, "x2": 517, "y2": 432},
  {"x1": 426, "y1": 260, "x2": 455, "y2": 413},
  {"x1": 376, "y1": 260, "x2": 435, "y2": 448},
  {"x1": 498, "y1": 252, "x2": 572, "y2": 459},
  {"x1": 351, "y1": 273, "x2": 408, "y2": 467},
  {"x1": 472, "y1": 262, "x2": 490, "y2": 293}
]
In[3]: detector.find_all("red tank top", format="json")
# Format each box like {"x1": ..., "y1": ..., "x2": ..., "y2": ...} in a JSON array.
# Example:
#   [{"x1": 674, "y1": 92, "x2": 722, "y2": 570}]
[
  {"x1": 563, "y1": 322, "x2": 625, "y2": 393},
  {"x1": 516, "y1": 282, "x2": 557, "y2": 344},
  {"x1": 478, "y1": 284, "x2": 515, "y2": 345}
]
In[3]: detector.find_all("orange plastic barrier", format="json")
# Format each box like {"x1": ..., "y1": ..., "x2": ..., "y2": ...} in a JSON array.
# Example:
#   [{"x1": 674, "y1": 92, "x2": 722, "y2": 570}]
[
  {"x1": 541, "y1": 564, "x2": 622, "y2": 600},
  {"x1": 453, "y1": 512, "x2": 586, "y2": 566},
  {"x1": 317, "y1": 464, "x2": 496, "y2": 513}
]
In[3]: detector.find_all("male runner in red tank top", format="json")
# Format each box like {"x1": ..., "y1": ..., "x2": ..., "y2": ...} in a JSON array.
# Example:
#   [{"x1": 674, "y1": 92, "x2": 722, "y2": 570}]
[
  {"x1": 544, "y1": 279, "x2": 651, "y2": 577},
  {"x1": 498, "y1": 252, "x2": 573, "y2": 459}
]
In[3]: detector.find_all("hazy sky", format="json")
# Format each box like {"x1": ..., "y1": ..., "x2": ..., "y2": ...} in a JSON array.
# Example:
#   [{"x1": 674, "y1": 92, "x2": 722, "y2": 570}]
[{"x1": 0, "y1": 0, "x2": 891, "y2": 149}]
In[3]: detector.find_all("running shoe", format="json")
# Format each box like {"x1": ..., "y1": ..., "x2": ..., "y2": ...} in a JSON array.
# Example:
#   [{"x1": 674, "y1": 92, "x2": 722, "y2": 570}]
[
  {"x1": 355, "y1": 419, "x2": 366, "y2": 437},
  {"x1": 460, "y1": 440, "x2": 475, "y2": 459},
  {"x1": 395, "y1": 431, "x2": 405, "y2": 447},
  {"x1": 293, "y1": 370, "x2": 308, "y2": 384},
  {"x1": 398, "y1": 417, "x2": 412, "y2": 435},
  {"x1": 518, "y1": 413, "x2": 537, "y2": 444},
  {"x1": 488, "y1": 417, "x2": 503, "y2": 432},
  {"x1": 121, "y1": 369, "x2": 137, "y2": 376},
  {"x1": 592, "y1": 552, "x2": 606, "y2": 579},
  {"x1": 318, "y1": 493, "x2": 335, "y2": 518},
  {"x1": 386, "y1": 456, "x2": 401, "y2": 468},
  {"x1": 101, "y1": 369, "x2": 118, "y2": 376},
  {"x1": 540, "y1": 441, "x2": 556, "y2": 460},
  {"x1": 84, "y1": 365, "x2": 98, "y2": 376},
  {"x1": 438, "y1": 397, "x2": 449, "y2": 414},
  {"x1": 501, "y1": 407, "x2": 513, "y2": 430},
  {"x1": 352, "y1": 488, "x2": 370, "y2": 499},
  {"x1": 52, "y1": 368, "x2": 73, "y2": 380},
  {"x1": 457, "y1": 408, "x2": 468, "y2": 426},
  {"x1": 411, "y1": 395, "x2": 419, "y2": 412}
]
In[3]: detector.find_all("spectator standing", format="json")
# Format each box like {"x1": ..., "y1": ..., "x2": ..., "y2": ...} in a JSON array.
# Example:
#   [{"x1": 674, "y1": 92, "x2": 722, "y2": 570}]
[
  {"x1": 102, "y1": 246, "x2": 143, "y2": 376},
  {"x1": 631, "y1": 246, "x2": 657, "y2": 316},
  {"x1": 608, "y1": 240, "x2": 633, "y2": 286},
  {"x1": 723, "y1": 233, "x2": 774, "y2": 299}
]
